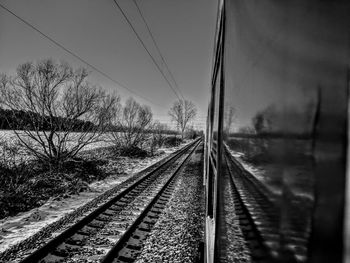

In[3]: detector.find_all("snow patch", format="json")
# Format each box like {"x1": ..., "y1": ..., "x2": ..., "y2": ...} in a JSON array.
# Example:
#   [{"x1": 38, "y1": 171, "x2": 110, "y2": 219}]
[
  {"x1": 0, "y1": 141, "x2": 191, "y2": 253},
  {"x1": 224, "y1": 144, "x2": 281, "y2": 196}
]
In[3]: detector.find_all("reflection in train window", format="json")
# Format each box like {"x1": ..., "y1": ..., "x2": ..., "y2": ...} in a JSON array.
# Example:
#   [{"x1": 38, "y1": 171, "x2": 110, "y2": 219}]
[{"x1": 205, "y1": 1, "x2": 350, "y2": 262}]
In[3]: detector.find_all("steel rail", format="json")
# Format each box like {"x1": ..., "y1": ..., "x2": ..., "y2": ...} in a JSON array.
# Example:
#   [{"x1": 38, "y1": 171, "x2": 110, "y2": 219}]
[
  {"x1": 101, "y1": 139, "x2": 202, "y2": 263},
  {"x1": 224, "y1": 155, "x2": 272, "y2": 262},
  {"x1": 225, "y1": 148, "x2": 310, "y2": 261},
  {"x1": 19, "y1": 138, "x2": 200, "y2": 263},
  {"x1": 224, "y1": 150, "x2": 280, "y2": 262}
]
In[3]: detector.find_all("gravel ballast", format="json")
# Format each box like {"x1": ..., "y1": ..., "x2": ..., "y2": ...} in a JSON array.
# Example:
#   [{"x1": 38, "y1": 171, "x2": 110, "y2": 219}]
[
  {"x1": 59, "y1": 149, "x2": 193, "y2": 263},
  {"x1": 135, "y1": 144, "x2": 205, "y2": 263},
  {"x1": 0, "y1": 141, "x2": 192, "y2": 263},
  {"x1": 219, "y1": 167, "x2": 251, "y2": 262}
]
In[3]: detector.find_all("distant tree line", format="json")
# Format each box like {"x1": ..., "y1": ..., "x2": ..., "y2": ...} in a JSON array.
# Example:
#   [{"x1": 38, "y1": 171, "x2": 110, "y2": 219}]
[
  {"x1": 0, "y1": 107, "x2": 95, "y2": 131},
  {"x1": 0, "y1": 107, "x2": 179, "y2": 135},
  {"x1": 226, "y1": 101, "x2": 317, "y2": 140}
]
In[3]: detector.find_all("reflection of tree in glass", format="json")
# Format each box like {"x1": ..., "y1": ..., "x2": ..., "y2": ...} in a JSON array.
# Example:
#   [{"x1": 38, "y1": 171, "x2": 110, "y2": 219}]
[
  {"x1": 251, "y1": 99, "x2": 317, "y2": 136},
  {"x1": 252, "y1": 105, "x2": 276, "y2": 134},
  {"x1": 223, "y1": 105, "x2": 236, "y2": 135}
]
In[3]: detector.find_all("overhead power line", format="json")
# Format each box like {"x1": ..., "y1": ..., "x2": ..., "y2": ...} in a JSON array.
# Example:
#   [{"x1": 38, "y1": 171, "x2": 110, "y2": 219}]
[
  {"x1": 112, "y1": 0, "x2": 182, "y2": 101},
  {"x1": 0, "y1": 2, "x2": 165, "y2": 108},
  {"x1": 132, "y1": 0, "x2": 185, "y2": 100}
]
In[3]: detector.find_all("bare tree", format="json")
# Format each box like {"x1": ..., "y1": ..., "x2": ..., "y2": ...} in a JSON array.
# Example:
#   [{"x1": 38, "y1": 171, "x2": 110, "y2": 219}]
[
  {"x1": 110, "y1": 97, "x2": 153, "y2": 151},
  {"x1": 149, "y1": 121, "x2": 168, "y2": 154},
  {"x1": 168, "y1": 99, "x2": 197, "y2": 139},
  {"x1": 0, "y1": 59, "x2": 120, "y2": 166}
]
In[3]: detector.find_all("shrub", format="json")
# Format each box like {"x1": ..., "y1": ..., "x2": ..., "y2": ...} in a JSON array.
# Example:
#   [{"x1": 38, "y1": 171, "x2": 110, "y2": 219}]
[
  {"x1": 0, "y1": 154, "x2": 105, "y2": 219},
  {"x1": 164, "y1": 136, "x2": 183, "y2": 147},
  {"x1": 110, "y1": 97, "x2": 152, "y2": 151},
  {"x1": 119, "y1": 146, "x2": 148, "y2": 158},
  {"x1": 0, "y1": 139, "x2": 25, "y2": 169}
]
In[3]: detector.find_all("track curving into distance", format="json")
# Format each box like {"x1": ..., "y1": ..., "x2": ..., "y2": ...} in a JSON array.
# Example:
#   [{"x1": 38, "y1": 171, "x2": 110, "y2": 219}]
[
  {"x1": 101, "y1": 139, "x2": 201, "y2": 263},
  {"x1": 19, "y1": 138, "x2": 201, "y2": 263}
]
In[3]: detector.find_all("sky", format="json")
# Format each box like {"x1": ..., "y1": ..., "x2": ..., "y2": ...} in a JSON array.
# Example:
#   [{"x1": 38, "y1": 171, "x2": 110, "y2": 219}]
[{"x1": 0, "y1": 0, "x2": 218, "y2": 130}]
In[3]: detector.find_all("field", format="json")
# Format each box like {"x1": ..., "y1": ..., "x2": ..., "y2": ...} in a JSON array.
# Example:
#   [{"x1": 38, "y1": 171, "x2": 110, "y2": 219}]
[
  {"x1": 0, "y1": 129, "x2": 185, "y2": 216},
  {"x1": 0, "y1": 128, "x2": 191, "y2": 253},
  {"x1": 0, "y1": 130, "x2": 114, "y2": 159}
]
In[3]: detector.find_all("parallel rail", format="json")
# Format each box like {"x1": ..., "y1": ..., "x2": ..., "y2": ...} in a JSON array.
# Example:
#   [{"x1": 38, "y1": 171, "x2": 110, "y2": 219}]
[
  {"x1": 19, "y1": 138, "x2": 201, "y2": 263},
  {"x1": 224, "y1": 145, "x2": 310, "y2": 262},
  {"x1": 224, "y1": 149, "x2": 279, "y2": 263},
  {"x1": 102, "y1": 139, "x2": 202, "y2": 262}
]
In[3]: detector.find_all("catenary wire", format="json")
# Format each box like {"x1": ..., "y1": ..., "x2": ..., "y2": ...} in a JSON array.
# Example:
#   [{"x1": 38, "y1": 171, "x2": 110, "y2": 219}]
[
  {"x1": 0, "y1": 2, "x2": 166, "y2": 109},
  {"x1": 132, "y1": 0, "x2": 185, "y2": 100},
  {"x1": 112, "y1": 0, "x2": 182, "y2": 101}
]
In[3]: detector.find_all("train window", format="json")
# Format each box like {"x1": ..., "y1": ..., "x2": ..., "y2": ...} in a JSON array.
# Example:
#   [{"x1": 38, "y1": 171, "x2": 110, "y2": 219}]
[{"x1": 207, "y1": 1, "x2": 350, "y2": 262}]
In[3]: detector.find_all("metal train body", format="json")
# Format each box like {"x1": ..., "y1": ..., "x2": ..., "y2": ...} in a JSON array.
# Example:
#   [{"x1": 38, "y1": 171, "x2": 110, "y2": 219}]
[{"x1": 204, "y1": 1, "x2": 350, "y2": 262}]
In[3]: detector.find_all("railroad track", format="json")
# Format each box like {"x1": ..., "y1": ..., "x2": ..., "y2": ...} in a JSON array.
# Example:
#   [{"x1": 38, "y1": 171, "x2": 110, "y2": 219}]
[
  {"x1": 225, "y1": 147, "x2": 309, "y2": 262},
  {"x1": 19, "y1": 138, "x2": 201, "y2": 263},
  {"x1": 224, "y1": 149, "x2": 279, "y2": 263},
  {"x1": 101, "y1": 140, "x2": 202, "y2": 263}
]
